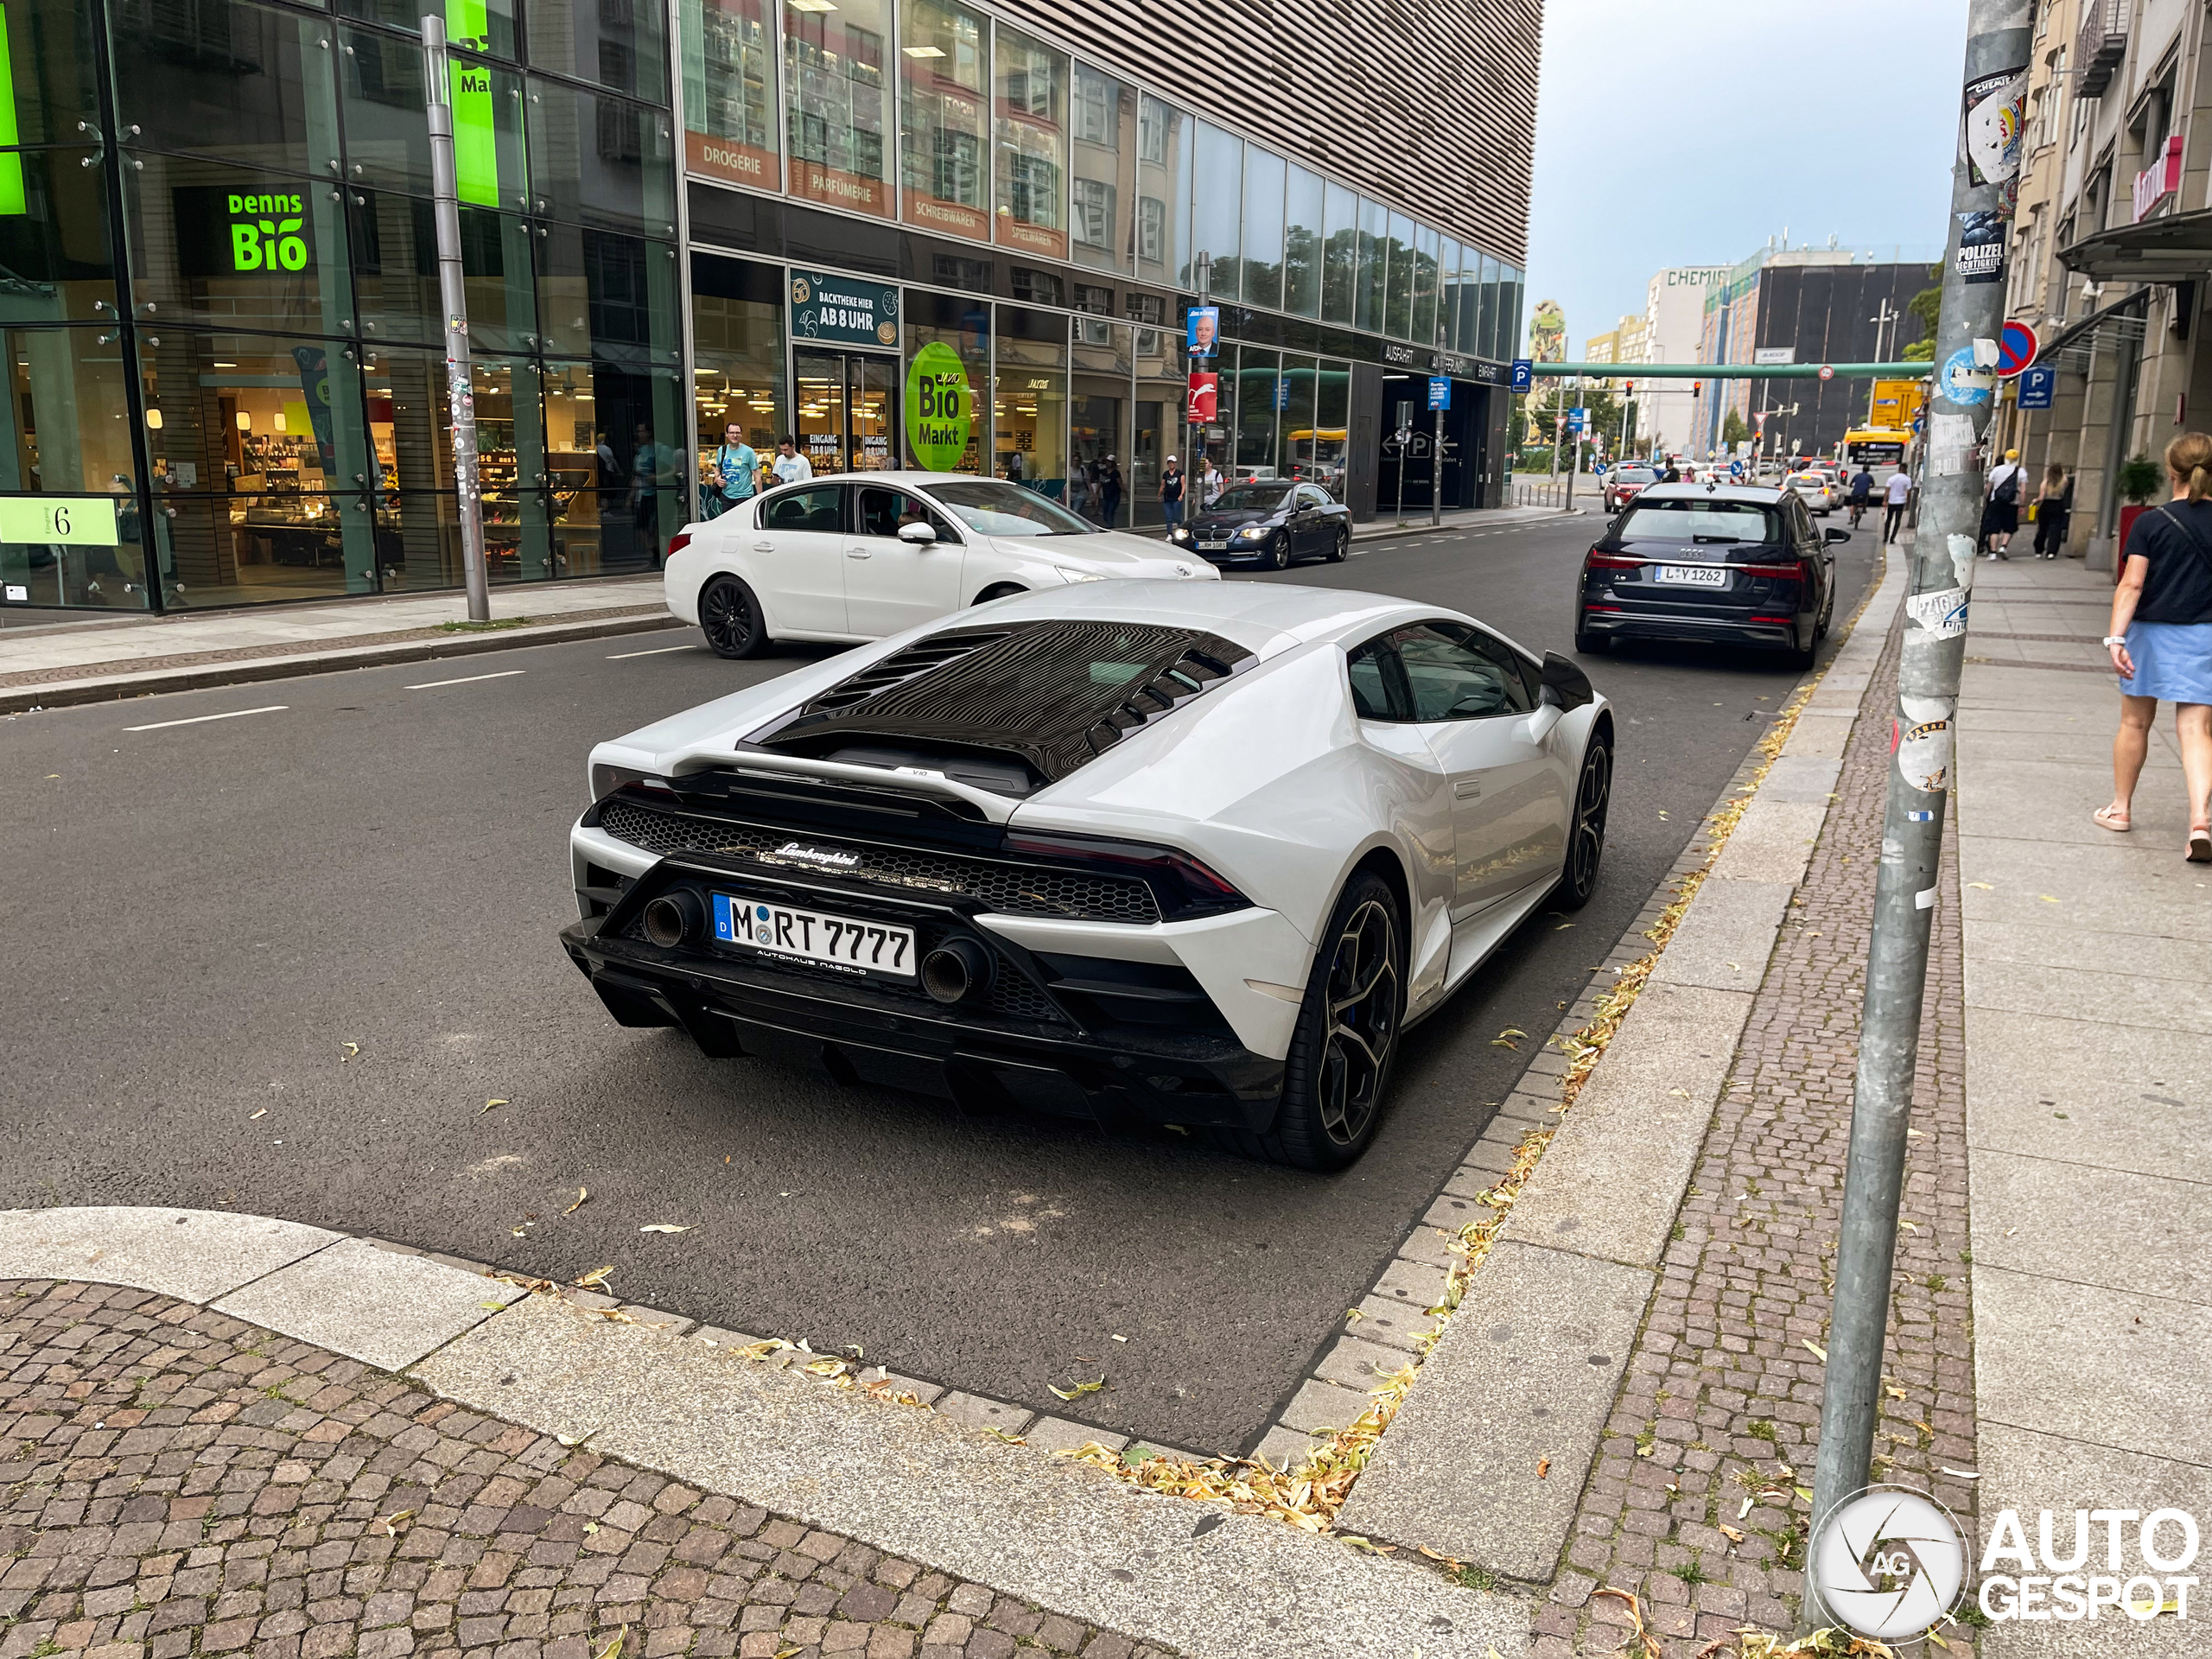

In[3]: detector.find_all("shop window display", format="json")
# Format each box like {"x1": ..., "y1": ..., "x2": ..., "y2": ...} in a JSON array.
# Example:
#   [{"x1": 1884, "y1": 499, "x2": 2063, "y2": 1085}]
[
  {"x1": 785, "y1": 0, "x2": 893, "y2": 219},
  {"x1": 0, "y1": 149, "x2": 119, "y2": 326},
  {"x1": 1069, "y1": 315, "x2": 1129, "y2": 524},
  {"x1": 682, "y1": 0, "x2": 779, "y2": 193},
  {"x1": 690, "y1": 253, "x2": 786, "y2": 493},
  {"x1": 903, "y1": 289, "x2": 989, "y2": 474},
  {"x1": 992, "y1": 304, "x2": 1065, "y2": 494},
  {"x1": 0, "y1": 327, "x2": 148, "y2": 609},
  {"x1": 899, "y1": 0, "x2": 990, "y2": 242},
  {"x1": 993, "y1": 25, "x2": 1065, "y2": 260},
  {"x1": 137, "y1": 333, "x2": 377, "y2": 606}
]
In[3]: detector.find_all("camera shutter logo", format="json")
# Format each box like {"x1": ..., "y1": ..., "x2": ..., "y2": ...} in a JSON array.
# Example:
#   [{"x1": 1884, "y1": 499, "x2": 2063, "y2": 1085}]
[{"x1": 1812, "y1": 1486, "x2": 1968, "y2": 1642}]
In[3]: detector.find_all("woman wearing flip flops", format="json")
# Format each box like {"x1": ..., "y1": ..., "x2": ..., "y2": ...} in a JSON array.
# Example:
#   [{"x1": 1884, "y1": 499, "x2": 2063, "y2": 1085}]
[{"x1": 2101, "y1": 431, "x2": 2212, "y2": 860}]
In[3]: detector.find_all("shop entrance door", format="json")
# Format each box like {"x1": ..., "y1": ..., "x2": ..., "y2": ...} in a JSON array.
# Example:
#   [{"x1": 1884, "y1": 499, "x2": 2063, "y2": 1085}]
[{"x1": 793, "y1": 351, "x2": 899, "y2": 475}]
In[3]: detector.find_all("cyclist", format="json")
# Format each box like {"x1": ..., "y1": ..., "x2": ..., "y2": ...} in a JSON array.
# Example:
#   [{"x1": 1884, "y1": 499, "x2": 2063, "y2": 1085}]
[{"x1": 1847, "y1": 462, "x2": 1875, "y2": 530}]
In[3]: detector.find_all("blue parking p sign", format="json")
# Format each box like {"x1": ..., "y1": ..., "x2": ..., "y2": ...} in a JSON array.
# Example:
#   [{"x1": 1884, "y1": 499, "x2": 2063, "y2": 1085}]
[
  {"x1": 1510, "y1": 358, "x2": 1534, "y2": 391},
  {"x1": 1428, "y1": 377, "x2": 1451, "y2": 410},
  {"x1": 2017, "y1": 365, "x2": 2056, "y2": 410}
]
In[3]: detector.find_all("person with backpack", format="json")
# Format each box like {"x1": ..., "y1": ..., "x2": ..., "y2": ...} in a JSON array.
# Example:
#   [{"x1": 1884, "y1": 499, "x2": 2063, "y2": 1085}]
[
  {"x1": 1981, "y1": 448, "x2": 2024, "y2": 558},
  {"x1": 2100, "y1": 431, "x2": 2212, "y2": 858},
  {"x1": 704, "y1": 423, "x2": 757, "y2": 520}
]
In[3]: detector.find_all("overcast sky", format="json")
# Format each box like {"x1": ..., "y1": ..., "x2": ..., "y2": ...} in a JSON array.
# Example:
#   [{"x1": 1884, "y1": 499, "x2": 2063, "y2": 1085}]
[{"x1": 1523, "y1": 0, "x2": 1971, "y2": 359}]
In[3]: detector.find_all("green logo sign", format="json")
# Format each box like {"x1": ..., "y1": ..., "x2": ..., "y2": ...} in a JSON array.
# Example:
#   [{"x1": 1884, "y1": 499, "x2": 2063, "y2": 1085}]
[
  {"x1": 227, "y1": 194, "x2": 310, "y2": 272},
  {"x1": 0, "y1": 497, "x2": 119, "y2": 546},
  {"x1": 905, "y1": 342, "x2": 971, "y2": 473}
]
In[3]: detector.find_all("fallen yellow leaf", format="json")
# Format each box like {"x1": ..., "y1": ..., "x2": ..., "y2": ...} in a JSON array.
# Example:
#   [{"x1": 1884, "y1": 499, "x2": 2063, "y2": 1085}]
[
  {"x1": 1802, "y1": 1339, "x2": 1827, "y2": 1361},
  {"x1": 377, "y1": 1509, "x2": 413, "y2": 1536},
  {"x1": 1968, "y1": 881, "x2": 1993, "y2": 890},
  {"x1": 564, "y1": 1186, "x2": 589, "y2": 1215},
  {"x1": 480, "y1": 1097, "x2": 509, "y2": 1115},
  {"x1": 638, "y1": 1224, "x2": 692, "y2": 1233},
  {"x1": 249, "y1": 1109, "x2": 269, "y2": 1121},
  {"x1": 593, "y1": 1624, "x2": 627, "y2": 1659},
  {"x1": 1718, "y1": 1522, "x2": 1745, "y2": 1543},
  {"x1": 1048, "y1": 1376, "x2": 1106, "y2": 1402},
  {"x1": 1536, "y1": 1457, "x2": 1550, "y2": 1478}
]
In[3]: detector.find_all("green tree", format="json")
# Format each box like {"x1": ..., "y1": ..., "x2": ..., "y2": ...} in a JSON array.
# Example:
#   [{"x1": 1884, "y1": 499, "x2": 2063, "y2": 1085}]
[
  {"x1": 1721, "y1": 408, "x2": 1751, "y2": 448},
  {"x1": 1901, "y1": 264, "x2": 1943, "y2": 361}
]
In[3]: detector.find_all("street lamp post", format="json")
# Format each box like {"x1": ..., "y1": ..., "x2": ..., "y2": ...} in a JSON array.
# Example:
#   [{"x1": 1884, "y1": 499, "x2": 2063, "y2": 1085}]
[{"x1": 421, "y1": 11, "x2": 490, "y2": 623}]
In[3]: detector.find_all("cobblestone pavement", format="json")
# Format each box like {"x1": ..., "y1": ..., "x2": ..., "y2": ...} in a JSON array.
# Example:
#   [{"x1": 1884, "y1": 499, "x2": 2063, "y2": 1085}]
[
  {"x1": 1541, "y1": 615, "x2": 1980, "y2": 1657},
  {"x1": 0, "y1": 1281, "x2": 1173, "y2": 1659}
]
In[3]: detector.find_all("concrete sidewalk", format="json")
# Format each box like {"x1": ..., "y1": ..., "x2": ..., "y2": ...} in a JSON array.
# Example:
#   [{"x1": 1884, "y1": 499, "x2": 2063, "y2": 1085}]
[
  {"x1": 0, "y1": 505, "x2": 1574, "y2": 715},
  {"x1": 1957, "y1": 556, "x2": 2212, "y2": 1656}
]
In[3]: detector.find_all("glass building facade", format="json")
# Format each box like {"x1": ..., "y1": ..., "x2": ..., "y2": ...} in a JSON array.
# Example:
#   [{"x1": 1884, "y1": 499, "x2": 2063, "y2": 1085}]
[{"x1": 8, "y1": 0, "x2": 1523, "y2": 614}]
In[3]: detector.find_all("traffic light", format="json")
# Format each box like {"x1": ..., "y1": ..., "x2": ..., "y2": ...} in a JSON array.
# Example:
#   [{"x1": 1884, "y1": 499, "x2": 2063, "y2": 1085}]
[{"x1": 1624, "y1": 380, "x2": 1635, "y2": 395}]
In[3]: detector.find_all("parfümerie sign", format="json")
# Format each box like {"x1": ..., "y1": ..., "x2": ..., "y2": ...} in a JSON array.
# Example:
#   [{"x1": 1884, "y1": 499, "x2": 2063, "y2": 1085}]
[{"x1": 790, "y1": 271, "x2": 899, "y2": 350}]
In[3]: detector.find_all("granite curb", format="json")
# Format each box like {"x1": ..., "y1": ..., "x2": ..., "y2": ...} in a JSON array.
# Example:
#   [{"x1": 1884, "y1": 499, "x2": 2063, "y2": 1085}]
[
  {"x1": 1337, "y1": 545, "x2": 1908, "y2": 1578},
  {"x1": 0, "y1": 609, "x2": 689, "y2": 715}
]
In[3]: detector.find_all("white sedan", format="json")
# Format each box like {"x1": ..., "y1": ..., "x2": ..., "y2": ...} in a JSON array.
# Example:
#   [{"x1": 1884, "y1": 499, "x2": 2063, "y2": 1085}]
[
  {"x1": 1785, "y1": 470, "x2": 1838, "y2": 514},
  {"x1": 666, "y1": 472, "x2": 1217, "y2": 659},
  {"x1": 562, "y1": 582, "x2": 1613, "y2": 1169}
]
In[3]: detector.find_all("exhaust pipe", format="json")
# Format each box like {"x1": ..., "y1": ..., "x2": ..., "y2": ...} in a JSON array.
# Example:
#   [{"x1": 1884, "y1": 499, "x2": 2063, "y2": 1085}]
[
  {"x1": 642, "y1": 890, "x2": 703, "y2": 949},
  {"x1": 921, "y1": 938, "x2": 994, "y2": 1005}
]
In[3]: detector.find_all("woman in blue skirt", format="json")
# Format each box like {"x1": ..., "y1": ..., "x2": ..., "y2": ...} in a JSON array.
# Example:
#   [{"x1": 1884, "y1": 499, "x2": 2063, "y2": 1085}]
[{"x1": 2102, "y1": 431, "x2": 2212, "y2": 860}]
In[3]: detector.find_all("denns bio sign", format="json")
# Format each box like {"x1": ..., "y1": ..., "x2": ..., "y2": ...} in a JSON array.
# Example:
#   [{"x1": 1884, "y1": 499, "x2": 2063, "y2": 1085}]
[{"x1": 228, "y1": 194, "x2": 310, "y2": 272}]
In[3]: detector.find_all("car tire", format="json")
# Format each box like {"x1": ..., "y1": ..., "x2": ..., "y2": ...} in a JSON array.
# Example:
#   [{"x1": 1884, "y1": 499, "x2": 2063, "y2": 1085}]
[
  {"x1": 1557, "y1": 732, "x2": 1611, "y2": 910},
  {"x1": 1326, "y1": 524, "x2": 1349, "y2": 563},
  {"x1": 973, "y1": 582, "x2": 1027, "y2": 604},
  {"x1": 1259, "y1": 531, "x2": 1290, "y2": 571},
  {"x1": 1815, "y1": 575, "x2": 1835, "y2": 639},
  {"x1": 699, "y1": 575, "x2": 770, "y2": 659},
  {"x1": 1573, "y1": 617, "x2": 1608, "y2": 654},
  {"x1": 1228, "y1": 868, "x2": 1405, "y2": 1171}
]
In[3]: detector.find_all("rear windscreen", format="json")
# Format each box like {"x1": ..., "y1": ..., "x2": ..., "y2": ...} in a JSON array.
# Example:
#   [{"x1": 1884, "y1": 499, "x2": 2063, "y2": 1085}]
[{"x1": 1618, "y1": 501, "x2": 1784, "y2": 545}]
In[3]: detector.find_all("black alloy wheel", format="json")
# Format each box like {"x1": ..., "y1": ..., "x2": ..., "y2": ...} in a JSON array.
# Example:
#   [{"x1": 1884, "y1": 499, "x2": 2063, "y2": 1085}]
[
  {"x1": 1558, "y1": 734, "x2": 1611, "y2": 909},
  {"x1": 699, "y1": 575, "x2": 769, "y2": 659},
  {"x1": 1263, "y1": 531, "x2": 1291, "y2": 571},
  {"x1": 1573, "y1": 612, "x2": 1607, "y2": 655},
  {"x1": 1326, "y1": 523, "x2": 1350, "y2": 563},
  {"x1": 1229, "y1": 870, "x2": 1404, "y2": 1170}
]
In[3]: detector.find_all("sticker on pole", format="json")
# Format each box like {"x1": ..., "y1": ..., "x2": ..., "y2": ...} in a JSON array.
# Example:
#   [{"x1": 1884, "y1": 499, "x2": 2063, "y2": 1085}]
[
  {"x1": 1893, "y1": 696, "x2": 1955, "y2": 794},
  {"x1": 1940, "y1": 347, "x2": 1994, "y2": 405},
  {"x1": 1961, "y1": 65, "x2": 2027, "y2": 188},
  {"x1": 1954, "y1": 212, "x2": 2006, "y2": 285},
  {"x1": 1907, "y1": 587, "x2": 1970, "y2": 639}
]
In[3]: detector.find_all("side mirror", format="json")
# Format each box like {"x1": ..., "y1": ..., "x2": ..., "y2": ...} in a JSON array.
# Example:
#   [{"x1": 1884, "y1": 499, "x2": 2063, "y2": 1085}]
[
  {"x1": 1541, "y1": 651, "x2": 1594, "y2": 710},
  {"x1": 897, "y1": 520, "x2": 938, "y2": 544},
  {"x1": 1824, "y1": 527, "x2": 1851, "y2": 543}
]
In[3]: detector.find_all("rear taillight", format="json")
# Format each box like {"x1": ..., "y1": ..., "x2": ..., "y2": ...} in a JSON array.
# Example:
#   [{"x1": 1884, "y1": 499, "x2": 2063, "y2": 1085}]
[
  {"x1": 666, "y1": 530, "x2": 692, "y2": 560},
  {"x1": 1002, "y1": 830, "x2": 1249, "y2": 918},
  {"x1": 1735, "y1": 562, "x2": 1805, "y2": 579},
  {"x1": 1586, "y1": 551, "x2": 1643, "y2": 570}
]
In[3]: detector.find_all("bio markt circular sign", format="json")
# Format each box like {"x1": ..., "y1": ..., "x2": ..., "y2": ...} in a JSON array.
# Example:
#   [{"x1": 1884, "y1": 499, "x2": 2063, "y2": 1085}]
[{"x1": 906, "y1": 342, "x2": 972, "y2": 473}]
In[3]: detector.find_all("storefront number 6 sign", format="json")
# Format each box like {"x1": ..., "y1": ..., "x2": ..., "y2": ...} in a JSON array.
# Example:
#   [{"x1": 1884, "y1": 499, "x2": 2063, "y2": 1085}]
[{"x1": 906, "y1": 342, "x2": 972, "y2": 473}]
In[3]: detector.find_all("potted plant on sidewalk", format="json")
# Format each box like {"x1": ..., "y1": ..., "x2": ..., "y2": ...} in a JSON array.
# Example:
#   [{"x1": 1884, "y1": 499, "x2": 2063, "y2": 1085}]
[{"x1": 2116, "y1": 453, "x2": 2164, "y2": 582}]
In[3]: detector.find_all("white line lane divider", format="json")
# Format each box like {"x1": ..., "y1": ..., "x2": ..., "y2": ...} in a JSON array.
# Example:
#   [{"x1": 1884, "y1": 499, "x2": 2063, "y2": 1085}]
[
  {"x1": 607, "y1": 644, "x2": 696, "y2": 659},
  {"x1": 124, "y1": 704, "x2": 289, "y2": 733},
  {"x1": 404, "y1": 670, "x2": 527, "y2": 690}
]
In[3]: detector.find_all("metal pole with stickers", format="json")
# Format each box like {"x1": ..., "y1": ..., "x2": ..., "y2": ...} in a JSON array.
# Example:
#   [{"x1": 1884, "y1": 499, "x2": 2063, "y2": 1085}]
[{"x1": 1799, "y1": 0, "x2": 2026, "y2": 1633}]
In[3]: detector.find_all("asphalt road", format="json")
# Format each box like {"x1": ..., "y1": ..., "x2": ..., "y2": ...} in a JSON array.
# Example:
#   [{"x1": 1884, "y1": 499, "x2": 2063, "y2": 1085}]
[{"x1": 0, "y1": 512, "x2": 1877, "y2": 1453}]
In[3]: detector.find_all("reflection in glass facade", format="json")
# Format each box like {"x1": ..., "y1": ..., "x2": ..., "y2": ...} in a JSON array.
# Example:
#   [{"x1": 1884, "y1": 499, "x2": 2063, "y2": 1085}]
[{"x1": 8, "y1": 0, "x2": 1522, "y2": 615}]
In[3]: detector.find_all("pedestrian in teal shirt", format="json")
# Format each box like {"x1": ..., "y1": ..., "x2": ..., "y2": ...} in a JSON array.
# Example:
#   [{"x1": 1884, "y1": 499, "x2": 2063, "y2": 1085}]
[{"x1": 708, "y1": 424, "x2": 758, "y2": 519}]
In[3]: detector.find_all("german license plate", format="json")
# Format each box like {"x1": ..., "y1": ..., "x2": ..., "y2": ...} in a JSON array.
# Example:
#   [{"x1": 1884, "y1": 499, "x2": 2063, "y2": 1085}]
[
  {"x1": 1655, "y1": 564, "x2": 1728, "y2": 588},
  {"x1": 712, "y1": 893, "x2": 915, "y2": 978},
  {"x1": 1198, "y1": 539, "x2": 1228, "y2": 551}
]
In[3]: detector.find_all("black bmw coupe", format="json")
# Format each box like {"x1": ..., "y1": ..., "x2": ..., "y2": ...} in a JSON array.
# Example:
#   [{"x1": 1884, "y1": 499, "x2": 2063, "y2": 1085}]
[{"x1": 1170, "y1": 480, "x2": 1352, "y2": 569}]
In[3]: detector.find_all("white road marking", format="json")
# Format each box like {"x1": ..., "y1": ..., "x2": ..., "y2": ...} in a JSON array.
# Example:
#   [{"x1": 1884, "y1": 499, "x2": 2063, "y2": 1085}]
[
  {"x1": 404, "y1": 669, "x2": 527, "y2": 690},
  {"x1": 124, "y1": 704, "x2": 289, "y2": 733},
  {"x1": 607, "y1": 643, "x2": 697, "y2": 659}
]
